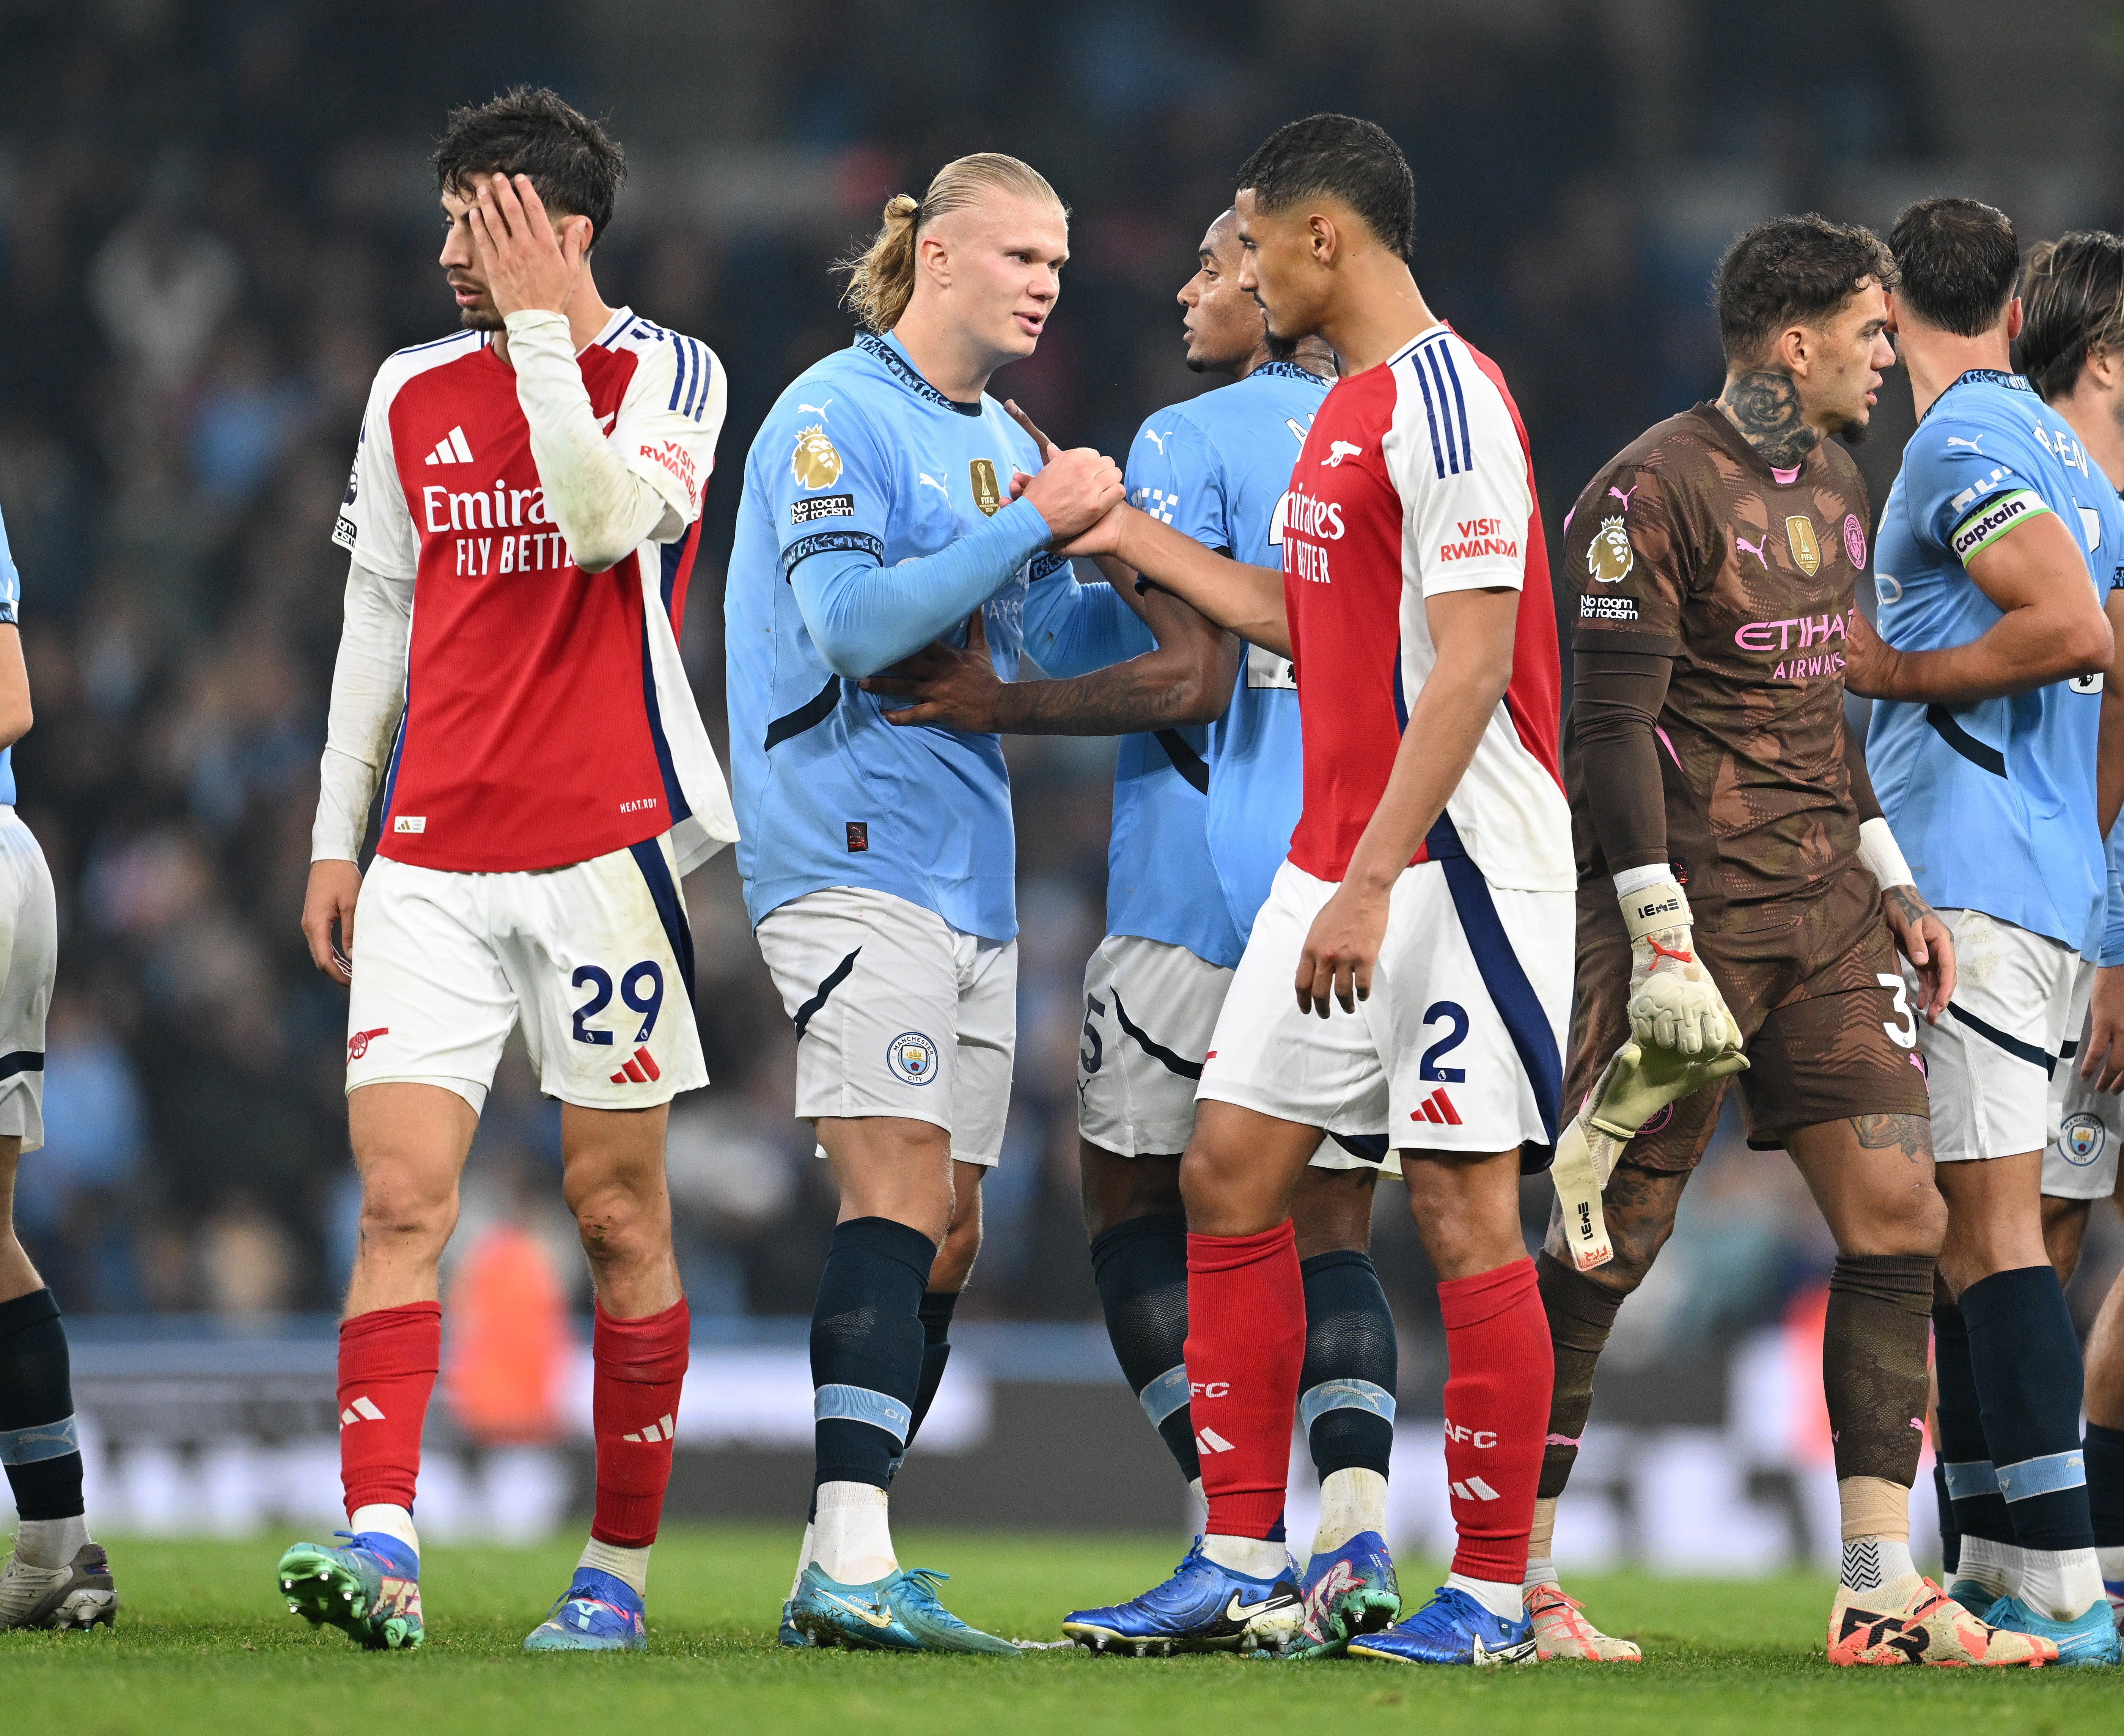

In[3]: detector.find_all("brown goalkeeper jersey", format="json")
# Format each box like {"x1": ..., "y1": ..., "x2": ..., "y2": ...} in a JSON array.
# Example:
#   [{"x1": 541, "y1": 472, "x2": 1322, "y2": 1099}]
[{"x1": 1561, "y1": 403, "x2": 1876, "y2": 917}]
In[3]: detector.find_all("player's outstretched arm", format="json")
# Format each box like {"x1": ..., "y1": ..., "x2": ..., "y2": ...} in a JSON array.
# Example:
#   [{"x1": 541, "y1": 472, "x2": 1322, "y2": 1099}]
[
  {"x1": 1003, "y1": 399, "x2": 1288, "y2": 654},
  {"x1": 1844, "y1": 509, "x2": 2113, "y2": 703},
  {"x1": 792, "y1": 452, "x2": 1119, "y2": 680},
  {"x1": 1293, "y1": 586, "x2": 1518, "y2": 1015},
  {"x1": 859, "y1": 589, "x2": 1239, "y2": 735}
]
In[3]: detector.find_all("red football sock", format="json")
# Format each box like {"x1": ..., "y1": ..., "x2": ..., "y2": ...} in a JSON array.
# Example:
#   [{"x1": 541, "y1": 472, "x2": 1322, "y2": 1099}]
[
  {"x1": 1439, "y1": 1256, "x2": 1550, "y2": 1583},
  {"x1": 339, "y1": 1302, "x2": 442, "y2": 1517},
  {"x1": 1187, "y1": 1222, "x2": 1304, "y2": 1540},
  {"x1": 592, "y1": 1296, "x2": 691, "y2": 1548}
]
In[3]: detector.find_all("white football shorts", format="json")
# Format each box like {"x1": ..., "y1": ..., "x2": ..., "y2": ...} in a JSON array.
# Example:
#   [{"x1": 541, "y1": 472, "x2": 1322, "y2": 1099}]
[
  {"x1": 756, "y1": 886, "x2": 1016, "y2": 1168},
  {"x1": 2043, "y1": 957, "x2": 2122, "y2": 1200},
  {"x1": 1199, "y1": 858, "x2": 1570, "y2": 1158},
  {"x1": 1912, "y1": 907, "x2": 2079, "y2": 1164},
  {"x1": 345, "y1": 835, "x2": 707, "y2": 1114},
  {"x1": 1079, "y1": 932, "x2": 1386, "y2": 1172},
  {"x1": 0, "y1": 812, "x2": 56, "y2": 1153}
]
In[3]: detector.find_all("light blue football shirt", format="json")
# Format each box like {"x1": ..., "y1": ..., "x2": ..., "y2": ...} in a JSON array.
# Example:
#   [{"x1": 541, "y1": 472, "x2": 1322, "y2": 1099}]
[
  {"x1": 0, "y1": 505, "x2": 19, "y2": 808},
  {"x1": 725, "y1": 332, "x2": 1050, "y2": 941},
  {"x1": 1868, "y1": 370, "x2": 2115, "y2": 952},
  {"x1": 2081, "y1": 478, "x2": 2124, "y2": 965},
  {"x1": 1019, "y1": 362, "x2": 1327, "y2": 968}
]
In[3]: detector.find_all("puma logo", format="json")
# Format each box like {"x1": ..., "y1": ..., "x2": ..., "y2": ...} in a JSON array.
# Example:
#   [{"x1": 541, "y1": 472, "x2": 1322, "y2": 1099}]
[
  {"x1": 1735, "y1": 532, "x2": 1769, "y2": 568},
  {"x1": 1143, "y1": 428, "x2": 1170, "y2": 454},
  {"x1": 1607, "y1": 483, "x2": 1637, "y2": 509},
  {"x1": 1945, "y1": 434, "x2": 1984, "y2": 451},
  {"x1": 918, "y1": 473, "x2": 950, "y2": 498}
]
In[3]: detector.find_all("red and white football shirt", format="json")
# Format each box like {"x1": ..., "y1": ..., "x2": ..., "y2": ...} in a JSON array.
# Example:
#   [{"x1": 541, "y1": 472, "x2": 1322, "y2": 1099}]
[
  {"x1": 332, "y1": 308, "x2": 732, "y2": 875},
  {"x1": 1280, "y1": 324, "x2": 1572, "y2": 893}
]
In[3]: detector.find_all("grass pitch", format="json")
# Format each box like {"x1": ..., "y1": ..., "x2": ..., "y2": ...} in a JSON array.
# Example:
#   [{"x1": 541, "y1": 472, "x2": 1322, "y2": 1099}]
[{"x1": 1, "y1": 1525, "x2": 2110, "y2": 1735}]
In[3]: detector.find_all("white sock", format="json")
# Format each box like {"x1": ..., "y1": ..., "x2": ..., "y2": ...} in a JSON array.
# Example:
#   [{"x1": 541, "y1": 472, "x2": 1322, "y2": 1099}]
[
  {"x1": 578, "y1": 1537, "x2": 649, "y2": 1598},
  {"x1": 2016, "y1": 1546, "x2": 2104, "y2": 1623},
  {"x1": 1446, "y1": 1571, "x2": 1525, "y2": 1623},
  {"x1": 811, "y1": 1482, "x2": 896, "y2": 1585},
  {"x1": 2099, "y1": 1543, "x2": 2124, "y2": 1588},
  {"x1": 1201, "y1": 1533, "x2": 1290, "y2": 1579},
  {"x1": 1839, "y1": 1535, "x2": 1917, "y2": 1593},
  {"x1": 1311, "y1": 1468, "x2": 1387, "y2": 1558},
  {"x1": 1953, "y1": 1534, "x2": 2018, "y2": 1602},
  {"x1": 12, "y1": 1515, "x2": 89, "y2": 1570},
  {"x1": 788, "y1": 1521, "x2": 815, "y2": 1600},
  {"x1": 1522, "y1": 1556, "x2": 1558, "y2": 1591},
  {"x1": 349, "y1": 1503, "x2": 419, "y2": 1560},
  {"x1": 1187, "y1": 1476, "x2": 1204, "y2": 1513}
]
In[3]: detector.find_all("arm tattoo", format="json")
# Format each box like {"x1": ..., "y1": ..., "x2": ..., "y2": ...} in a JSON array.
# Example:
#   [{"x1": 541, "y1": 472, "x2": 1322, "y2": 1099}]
[
  {"x1": 1852, "y1": 1113, "x2": 1929, "y2": 1162},
  {"x1": 1717, "y1": 370, "x2": 1820, "y2": 471},
  {"x1": 993, "y1": 662, "x2": 1206, "y2": 736}
]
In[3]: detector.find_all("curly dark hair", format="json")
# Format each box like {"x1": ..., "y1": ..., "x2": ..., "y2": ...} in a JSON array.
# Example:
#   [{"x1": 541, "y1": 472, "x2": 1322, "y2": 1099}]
[
  {"x1": 434, "y1": 86, "x2": 626, "y2": 248},
  {"x1": 1713, "y1": 214, "x2": 1897, "y2": 369}
]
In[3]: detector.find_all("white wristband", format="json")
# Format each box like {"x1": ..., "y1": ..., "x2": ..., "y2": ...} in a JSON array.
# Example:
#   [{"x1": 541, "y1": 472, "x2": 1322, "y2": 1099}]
[
  {"x1": 1857, "y1": 817, "x2": 1914, "y2": 891},
  {"x1": 1611, "y1": 862, "x2": 1675, "y2": 898}
]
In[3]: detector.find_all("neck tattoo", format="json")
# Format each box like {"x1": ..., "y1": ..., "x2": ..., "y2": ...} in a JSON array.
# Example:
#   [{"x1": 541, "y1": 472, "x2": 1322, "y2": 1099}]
[{"x1": 1718, "y1": 370, "x2": 1819, "y2": 471}]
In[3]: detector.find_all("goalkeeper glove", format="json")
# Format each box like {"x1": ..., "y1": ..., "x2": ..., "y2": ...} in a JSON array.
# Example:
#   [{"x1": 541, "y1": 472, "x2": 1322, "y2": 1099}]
[
  {"x1": 1552, "y1": 1039, "x2": 1750, "y2": 1271},
  {"x1": 1619, "y1": 877, "x2": 1741, "y2": 1057}
]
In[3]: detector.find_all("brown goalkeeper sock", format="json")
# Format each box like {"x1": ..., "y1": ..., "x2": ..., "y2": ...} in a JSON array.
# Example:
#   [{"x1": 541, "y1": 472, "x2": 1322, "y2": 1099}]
[
  {"x1": 1824, "y1": 1253, "x2": 1934, "y2": 1487},
  {"x1": 1536, "y1": 1250, "x2": 1625, "y2": 1499}
]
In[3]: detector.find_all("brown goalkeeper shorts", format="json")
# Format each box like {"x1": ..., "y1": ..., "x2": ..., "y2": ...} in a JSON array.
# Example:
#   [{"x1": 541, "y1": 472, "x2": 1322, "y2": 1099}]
[{"x1": 1565, "y1": 860, "x2": 1932, "y2": 1170}]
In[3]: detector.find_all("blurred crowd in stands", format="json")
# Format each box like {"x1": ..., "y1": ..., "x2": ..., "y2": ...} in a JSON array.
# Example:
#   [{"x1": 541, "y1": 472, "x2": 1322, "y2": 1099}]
[{"x1": 1, "y1": 0, "x2": 2118, "y2": 1349}]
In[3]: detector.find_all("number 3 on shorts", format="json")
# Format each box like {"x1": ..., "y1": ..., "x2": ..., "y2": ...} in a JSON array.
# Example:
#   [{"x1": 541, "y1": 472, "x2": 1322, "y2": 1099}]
[
  {"x1": 1876, "y1": 972, "x2": 1917, "y2": 1049},
  {"x1": 572, "y1": 961, "x2": 666, "y2": 1047}
]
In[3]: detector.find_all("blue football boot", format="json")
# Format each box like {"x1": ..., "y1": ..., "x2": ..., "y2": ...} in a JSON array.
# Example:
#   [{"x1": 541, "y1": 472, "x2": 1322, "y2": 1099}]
[
  {"x1": 1061, "y1": 1539, "x2": 1300, "y2": 1656},
  {"x1": 1982, "y1": 1593, "x2": 2120, "y2": 1665},
  {"x1": 1267, "y1": 1530, "x2": 1401, "y2": 1659},
  {"x1": 1347, "y1": 1583, "x2": 1538, "y2": 1667},
  {"x1": 276, "y1": 1530, "x2": 423, "y2": 1651},
  {"x1": 790, "y1": 1562, "x2": 1018, "y2": 1654},
  {"x1": 523, "y1": 1565, "x2": 647, "y2": 1651},
  {"x1": 778, "y1": 1598, "x2": 812, "y2": 1646}
]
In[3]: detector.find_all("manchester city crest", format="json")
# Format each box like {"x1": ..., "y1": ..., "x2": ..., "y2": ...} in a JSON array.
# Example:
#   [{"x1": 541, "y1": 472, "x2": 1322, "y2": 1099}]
[
  {"x1": 2060, "y1": 1111, "x2": 2106, "y2": 1167},
  {"x1": 887, "y1": 1030, "x2": 940, "y2": 1086}
]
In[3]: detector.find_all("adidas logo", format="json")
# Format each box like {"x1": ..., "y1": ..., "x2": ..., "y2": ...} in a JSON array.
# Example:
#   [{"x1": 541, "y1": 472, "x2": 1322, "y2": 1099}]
[
  {"x1": 1450, "y1": 1475, "x2": 1501, "y2": 1501},
  {"x1": 340, "y1": 1395, "x2": 386, "y2": 1427},
  {"x1": 623, "y1": 1414, "x2": 676, "y2": 1444},
  {"x1": 609, "y1": 1045, "x2": 662, "y2": 1086},
  {"x1": 1412, "y1": 1087, "x2": 1462, "y2": 1126},
  {"x1": 424, "y1": 426, "x2": 474, "y2": 466},
  {"x1": 1195, "y1": 1427, "x2": 1236, "y2": 1455}
]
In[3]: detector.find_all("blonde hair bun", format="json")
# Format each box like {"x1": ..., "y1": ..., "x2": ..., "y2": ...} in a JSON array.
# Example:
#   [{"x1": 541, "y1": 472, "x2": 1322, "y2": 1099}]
[{"x1": 838, "y1": 155, "x2": 1066, "y2": 334}]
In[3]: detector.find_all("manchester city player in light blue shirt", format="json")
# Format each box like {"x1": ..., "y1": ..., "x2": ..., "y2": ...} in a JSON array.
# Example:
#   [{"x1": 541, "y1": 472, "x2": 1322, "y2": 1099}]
[
  {"x1": 724, "y1": 154, "x2": 1123, "y2": 1653},
  {"x1": 2012, "y1": 229, "x2": 2124, "y2": 1629},
  {"x1": 0, "y1": 503, "x2": 108, "y2": 1631},
  {"x1": 1849, "y1": 198, "x2": 2124, "y2": 1663},
  {"x1": 864, "y1": 210, "x2": 1407, "y2": 1656}
]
